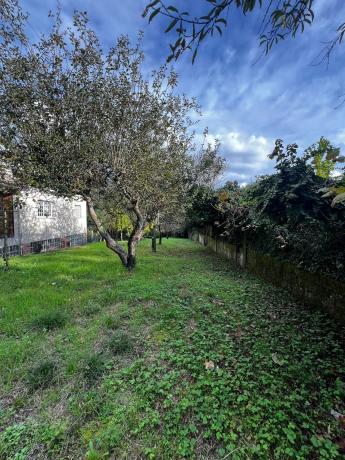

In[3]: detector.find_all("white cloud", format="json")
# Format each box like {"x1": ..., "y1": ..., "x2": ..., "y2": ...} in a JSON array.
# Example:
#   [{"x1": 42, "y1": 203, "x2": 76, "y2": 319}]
[
  {"x1": 336, "y1": 130, "x2": 345, "y2": 145},
  {"x1": 205, "y1": 130, "x2": 274, "y2": 184}
]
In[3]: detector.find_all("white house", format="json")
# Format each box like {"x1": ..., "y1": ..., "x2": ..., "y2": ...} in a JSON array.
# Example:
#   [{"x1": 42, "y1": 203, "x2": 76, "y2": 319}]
[{"x1": 0, "y1": 189, "x2": 88, "y2": 257}]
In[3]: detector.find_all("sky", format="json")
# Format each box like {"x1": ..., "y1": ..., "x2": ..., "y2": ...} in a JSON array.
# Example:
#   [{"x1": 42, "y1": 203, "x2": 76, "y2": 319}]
[{"x1": 22, "y1": 0, "x2": 345, "y2": 185}]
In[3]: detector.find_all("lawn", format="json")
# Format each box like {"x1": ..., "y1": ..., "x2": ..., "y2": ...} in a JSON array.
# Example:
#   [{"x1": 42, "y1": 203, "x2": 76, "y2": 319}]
[{"x1": 0, "y1": 239, "x2": 344, "y2": 459}]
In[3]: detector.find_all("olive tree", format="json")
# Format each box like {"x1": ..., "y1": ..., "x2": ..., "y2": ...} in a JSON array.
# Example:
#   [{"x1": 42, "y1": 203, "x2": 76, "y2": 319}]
[{"x1": 0, "y1": 7, "x2": 223, "y2": 269}]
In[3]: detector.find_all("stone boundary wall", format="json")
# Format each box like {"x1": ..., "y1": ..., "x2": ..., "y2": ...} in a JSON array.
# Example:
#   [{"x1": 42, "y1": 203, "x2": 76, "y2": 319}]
[{"x1": 190, "y1": 230, "x2": 345, "y2": 325}]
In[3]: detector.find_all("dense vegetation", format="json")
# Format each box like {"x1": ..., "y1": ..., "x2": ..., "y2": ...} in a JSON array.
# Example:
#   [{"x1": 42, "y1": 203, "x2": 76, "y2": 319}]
[
  {"x1": 1, "y1": 240, "x2": 345, "y2": 459},
  {"x1": 188, "y1": 138, "x2": 345, "y2": 279}
]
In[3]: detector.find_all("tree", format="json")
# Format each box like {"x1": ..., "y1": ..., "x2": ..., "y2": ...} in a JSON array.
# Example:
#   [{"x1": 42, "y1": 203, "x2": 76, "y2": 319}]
[
  {"x1": 0, "y1": 7, "x2": 223, "y2": 270},
  {"x1": 143, "y1": 0, "x2": 345, "y2": 63}
]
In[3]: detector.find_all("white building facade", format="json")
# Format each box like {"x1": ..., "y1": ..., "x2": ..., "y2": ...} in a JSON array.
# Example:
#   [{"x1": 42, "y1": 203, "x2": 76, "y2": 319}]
[{"x1": 0, "y1": 190, "x2": 88, "y2": 257}]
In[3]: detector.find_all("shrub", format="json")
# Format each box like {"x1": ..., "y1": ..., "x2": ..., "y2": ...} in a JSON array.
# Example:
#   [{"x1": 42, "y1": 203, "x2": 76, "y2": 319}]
[
  {"x1": 31, "y1": 310, "x2": 68, "y2": 331},
  {"x1": 26, "y1": 360, "x2": 57, "y2": 389},
  {"x1": 82, "y1": 354, "x2": 106, "y2": 383},
  {"x1": 108, "y1": 330, "x2": 132, "y2": 354}
]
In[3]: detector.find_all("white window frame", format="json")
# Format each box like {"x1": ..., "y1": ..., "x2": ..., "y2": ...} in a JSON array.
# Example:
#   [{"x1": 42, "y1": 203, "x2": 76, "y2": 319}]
[{"x1": 37, "y1": 201, "x2": 53, "y2": 218}]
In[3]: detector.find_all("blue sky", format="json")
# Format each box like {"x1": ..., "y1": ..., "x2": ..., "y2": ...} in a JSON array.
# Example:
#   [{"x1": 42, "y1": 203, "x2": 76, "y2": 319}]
[{"x1": 22, "y1": 0, "x2": 345, "y2": 185}]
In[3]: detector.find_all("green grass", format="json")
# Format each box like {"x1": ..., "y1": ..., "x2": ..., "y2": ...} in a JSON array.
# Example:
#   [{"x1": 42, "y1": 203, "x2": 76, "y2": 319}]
[{"x1": 0, "y1": 239, "x2": 344, "y2": 459}]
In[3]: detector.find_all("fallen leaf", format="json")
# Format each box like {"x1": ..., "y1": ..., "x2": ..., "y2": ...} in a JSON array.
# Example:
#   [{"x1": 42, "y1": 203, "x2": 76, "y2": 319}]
[
  {"x1": 204, "y1": 360, "x2": 215, "y2": 370},
  {"x1": 272, "y1": 353, "x2": 284, "y2": 366},
  {"x1": 212, "y1": 299, "x2": 225, "y2": 306}
]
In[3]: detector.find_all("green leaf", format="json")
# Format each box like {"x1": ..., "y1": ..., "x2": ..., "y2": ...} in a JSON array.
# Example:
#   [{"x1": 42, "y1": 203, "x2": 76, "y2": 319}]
[
  {"x1": 167, "y1": 5, "x2": 178, "y2": 13},
  {"x1": 192, "y1": 47, "x2": 198, "y2": 64},
  {"x1": 149, "y1": 8, "x2": 160, "y2": 23},
  {"x1": 215, "y1": 25, "x2": 222, "y2": 36},
  {"x1": 165, "y1": 18, "x2": 178, "y2": 33}
]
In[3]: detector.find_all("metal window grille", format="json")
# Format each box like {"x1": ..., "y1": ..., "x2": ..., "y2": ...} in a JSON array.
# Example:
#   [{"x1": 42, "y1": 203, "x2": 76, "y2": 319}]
[{"x1": 37, "y1": 201, "x2": 53, "y2": 217}]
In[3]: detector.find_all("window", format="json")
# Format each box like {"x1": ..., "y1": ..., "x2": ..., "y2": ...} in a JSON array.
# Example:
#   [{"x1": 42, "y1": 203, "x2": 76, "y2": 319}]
[
  {"x1": 38, "y1": 201, "x2": 53, "y2": 217},
  {"x1": 73, "y1": 205, "x2": 81, "y2": 218}
]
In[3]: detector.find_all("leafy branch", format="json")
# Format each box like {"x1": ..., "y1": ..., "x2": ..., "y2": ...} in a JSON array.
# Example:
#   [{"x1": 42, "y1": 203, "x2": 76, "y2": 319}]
[{"x1": 143, "y1": 0, "x2": 344, "y2": 63}]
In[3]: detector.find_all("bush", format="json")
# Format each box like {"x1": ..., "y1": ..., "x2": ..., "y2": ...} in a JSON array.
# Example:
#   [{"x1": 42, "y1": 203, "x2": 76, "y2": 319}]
[
  {"x1": 31, "y1": 310, "x2": 68, "y2": 331},
  {"x1": 26, "y1": 360, "x2": 57, "y2": 389},
  {"x1": 82, "y1": 354, "x2": 106, "y2": 383},
  {"x1": 108, "y1": 330, "x2": 132, "y2": 354}
]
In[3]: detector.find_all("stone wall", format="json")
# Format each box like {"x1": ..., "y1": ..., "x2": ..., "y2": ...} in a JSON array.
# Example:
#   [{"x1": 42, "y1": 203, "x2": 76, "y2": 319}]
[{"x1": 190, "y1": 230, "x2": 345, "y2": 325}]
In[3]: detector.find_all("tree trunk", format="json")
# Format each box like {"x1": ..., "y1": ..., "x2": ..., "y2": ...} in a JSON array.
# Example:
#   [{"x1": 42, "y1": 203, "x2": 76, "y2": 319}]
[
  {"x1": 152, "y1": 227, "x2": 157, "y2": 252},
  {"x1": 159, "y1": 225, "x2": 162, "y2": 245},
  {"x1": 2, "y1": 206, "x2": 9, "y2": 271},
  {"x1": 127, "y1": 200, "x2": 145, "y2": 270},
  {"x1": 85, "y1": 197, "x2": 128, "y2": 267},
  {"x1": 86, "y1": 196, "x2": 145, "y2": 271}
]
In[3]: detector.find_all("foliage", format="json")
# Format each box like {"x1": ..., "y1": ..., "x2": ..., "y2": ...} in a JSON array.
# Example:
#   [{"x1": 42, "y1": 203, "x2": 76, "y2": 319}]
[
  {"x1": 143, "y1": 0, "x2": 345, "y2": 63},
  {"x1": 0, "y1": 240, "x2": 344, "y2": 458},
  {"x1": 186, "y1": 184, "x2": 221, "y2": 229},
  {"x1": 189, "y1": 138, "x2": 345, "y2": 279}
]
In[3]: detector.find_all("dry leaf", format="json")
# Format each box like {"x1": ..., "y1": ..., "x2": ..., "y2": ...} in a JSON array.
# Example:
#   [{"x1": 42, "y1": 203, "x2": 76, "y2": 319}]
[
  {"x1": 272, "y1": 353, "x2": 284, "y2": 366},
  {"x1": 212, "y1": 299, "x2": 225, "y2": 306},
  {"x1": 204, "y1": 360, "x2": 215, "y2": 370}
]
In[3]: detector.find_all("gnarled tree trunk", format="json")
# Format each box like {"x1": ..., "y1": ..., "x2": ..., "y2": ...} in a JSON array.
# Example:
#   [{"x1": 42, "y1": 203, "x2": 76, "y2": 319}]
[{"x1": 85, "y1": 196, "x2": 145, "y2": 271}]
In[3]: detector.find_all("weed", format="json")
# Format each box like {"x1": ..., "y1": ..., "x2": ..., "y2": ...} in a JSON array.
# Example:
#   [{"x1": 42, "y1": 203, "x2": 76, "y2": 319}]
[
  {"x1": 83, "y1": 304, "x2": 102, "y2": 317},
  {"x1": 0, "y1": 423, "x2": 30, "y2": 460},
  {"x1": 108, "y1": 330, "x2": 132, "y2": 354},
  {"x1": 82, "y1": 353, "x2": 106, "y2": 383},
  {"x1": 26, "y1": 360, "x2": 57, "y2": 389},
  {"x1": 30, "y1": 310, "x2": 67, "y2": 331},
  {"x1": 103, "y1": 315, "x2": 120, "y2": 330}
]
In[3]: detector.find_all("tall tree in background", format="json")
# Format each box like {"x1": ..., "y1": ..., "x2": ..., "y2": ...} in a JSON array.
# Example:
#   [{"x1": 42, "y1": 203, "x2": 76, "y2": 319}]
[
  {"x1": 143, "y1": 0, "x2": 345, "y2": 63},
  {"x1": 0, "y1": 5, "x2": 223, "y2": 270}
]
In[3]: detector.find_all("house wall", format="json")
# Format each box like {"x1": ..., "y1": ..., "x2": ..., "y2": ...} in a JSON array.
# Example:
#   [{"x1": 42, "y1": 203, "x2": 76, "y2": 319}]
[{"x1": 0, "y1": 190, "x2": 87, "y2": 253}]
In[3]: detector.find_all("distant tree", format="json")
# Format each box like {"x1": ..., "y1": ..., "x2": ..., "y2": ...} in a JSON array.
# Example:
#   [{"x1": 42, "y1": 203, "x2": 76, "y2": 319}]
[
  {"x1": 143, "y1": 0, "x2": 345, "y2": 63},
  {"x1": 0, "y1": 7, "x2": 223, "y2": 270}
]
